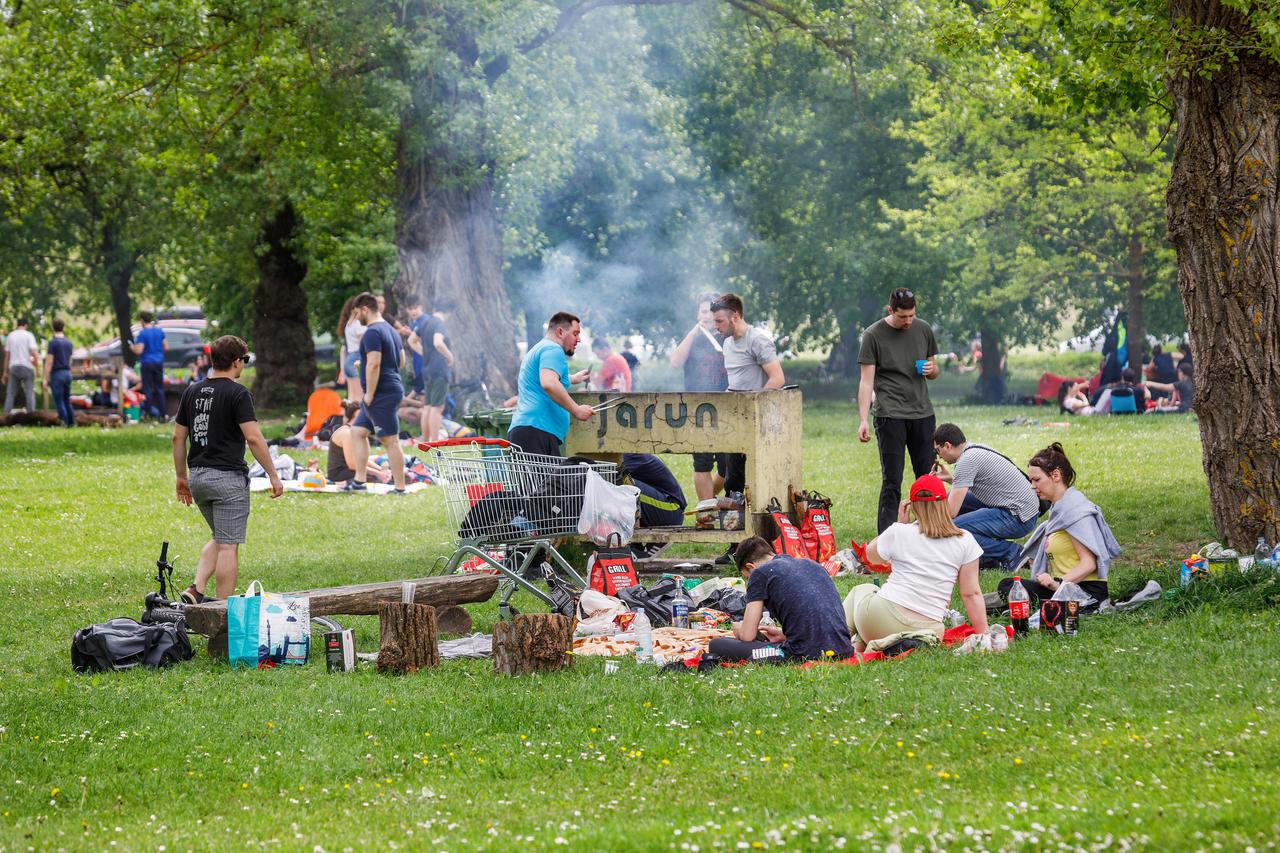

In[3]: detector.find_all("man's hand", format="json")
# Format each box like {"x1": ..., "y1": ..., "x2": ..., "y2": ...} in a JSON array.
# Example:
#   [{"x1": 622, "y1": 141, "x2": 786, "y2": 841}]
[
  {"x1": 932, "y1": 460, "x2": 952, "y2": 483},
  {"x1": 570, "y1": 369, "x2": 590, "y2": 385},
  {"x1": 923, "y1": 358, "x2": 939, "y2": 379},
  {"x1": 269, "y1": 475, "x2": 285, "y2": 498},
  {"x1": 573, "y1": 403, "x2": 595, "y2": 421},
  {"x1": 897, "y1": 499, "x2": 912, "y2": 524},
  {"x1": 760, "y1": 625, "x2": 785, "y2": 643},
  {"x1": 858, "y1": 419, "x2": 871, "y2": 443},
  {"x1": 176, "y1": 476, "x2": 193, "y2": 506},
  {"x1": 1035, "y1": 572, "x2": 1057, "y2": 590}
]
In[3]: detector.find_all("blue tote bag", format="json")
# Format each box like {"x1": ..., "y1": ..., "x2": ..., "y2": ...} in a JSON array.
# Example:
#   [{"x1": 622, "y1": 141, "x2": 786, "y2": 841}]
[{"x1": 226, "y1": 580, "x2": 264, "y2": 668}]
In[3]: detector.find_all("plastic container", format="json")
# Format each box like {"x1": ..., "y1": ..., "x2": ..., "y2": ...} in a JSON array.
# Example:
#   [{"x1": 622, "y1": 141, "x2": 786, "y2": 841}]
[
  {"x1": 1008, "y1": 577, "x2": 1030, "y2": 636},
  {"x1": 633, "y1": 610, "x2": 653, "y2": 662}
]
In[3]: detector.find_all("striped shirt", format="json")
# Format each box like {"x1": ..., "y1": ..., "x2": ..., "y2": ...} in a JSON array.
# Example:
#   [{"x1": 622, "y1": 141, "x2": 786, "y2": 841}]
[{"x1": 952, "y1": 444, "x2": 1041, "y2": 523}]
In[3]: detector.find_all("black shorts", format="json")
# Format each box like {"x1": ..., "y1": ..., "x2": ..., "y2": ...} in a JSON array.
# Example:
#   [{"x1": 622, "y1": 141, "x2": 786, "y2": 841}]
[
  {"x1": 506, "y1": 425, "x2": 562, "y2": 457},
  {"x1": 422, "y1": 375, "x2": 449, "y2": 408},
  {"x1": 692, "y1": 452, "x2": 727, "y2": 475}
]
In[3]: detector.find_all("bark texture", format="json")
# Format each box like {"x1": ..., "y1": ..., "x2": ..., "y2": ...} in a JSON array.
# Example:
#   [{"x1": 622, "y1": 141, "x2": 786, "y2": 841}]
[
  {"x1": 392, "y1": 148, "x2": 521, "y2": 397},
  {"x1": 251, "y1": 203, "x2": 316, "y2": 410},
  {"x1": 1167, "y1": 0, "x2": 1280, "y2": 546},
  {"x1": 377, "y1": 603, "x2": 440, "y2": 673},
  {"x1": 976, "y1": 327, "x2": 1007, "y2": 405},
  {"x1": 100, "y1": 216, "x2": 139, "y2": 368},
  {"x1": 492, "y1": 613, "x2": 574, "y2": 676}
]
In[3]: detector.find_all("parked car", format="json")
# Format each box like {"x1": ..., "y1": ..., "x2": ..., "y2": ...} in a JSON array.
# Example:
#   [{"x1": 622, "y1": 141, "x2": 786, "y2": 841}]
[{"x1": 72, "y1": 322, "x2": 208, "y2": 370}]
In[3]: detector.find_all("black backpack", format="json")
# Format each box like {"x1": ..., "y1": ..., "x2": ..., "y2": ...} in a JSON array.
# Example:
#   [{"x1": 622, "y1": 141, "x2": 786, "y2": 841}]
[{"x1": 71, "y1": 617, "x2": 193, "y2": 673}]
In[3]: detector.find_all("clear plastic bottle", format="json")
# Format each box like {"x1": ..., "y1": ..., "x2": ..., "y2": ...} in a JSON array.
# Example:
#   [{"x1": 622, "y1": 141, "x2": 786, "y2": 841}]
[
  {"x1": 671, "y1": 577, "x2": 692, "y2": 629},
  {"x1": 633, "y1": 609, "x2": 653, "y2": 662},
  {"x1": 1008, "y1": 577, "x2": 1031, "y2": 636},
  {"x1": 1255, "y1": 536, "x2": 1272, "y2": 564}
]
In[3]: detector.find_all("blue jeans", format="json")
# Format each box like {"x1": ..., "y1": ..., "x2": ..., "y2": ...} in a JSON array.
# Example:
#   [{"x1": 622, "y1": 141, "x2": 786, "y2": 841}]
[
  {"x1": 954, "y1": 492, "x2": 1037, "y2": 570},
  {"x1": 49, "y1": 369, "x2": 74, "y2": 426}
]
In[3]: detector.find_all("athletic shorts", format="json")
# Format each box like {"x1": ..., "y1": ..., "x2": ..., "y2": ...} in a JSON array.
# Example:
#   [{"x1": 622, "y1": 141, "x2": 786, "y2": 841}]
[
  {"x1": 354, "y1": 393, "x2": 403, "y2": 439},
  {"x1": 342, "y1": 351, "x2": 361, "y2": 379},
  {"x1": 842, "y1": 583, "x2": 943, "y2": 646},
  {"x1": 423, "y1": 375, "x2": 449, "y2": 408},
  {"x1": 506, "y1": 425, "x2": 562, "y2": 458},
  {"x1": 189, "y1": 467, "x2": 250, "y2": 545},
  {"x1": 692, "y1": 451, "x2": 728, "y2": 475}
]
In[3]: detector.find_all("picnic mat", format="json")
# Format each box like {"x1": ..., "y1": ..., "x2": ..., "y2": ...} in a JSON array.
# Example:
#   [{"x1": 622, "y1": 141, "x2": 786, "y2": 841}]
[
  {"x1": 572, "y1": 626, "x2": 731, "y2": 658},
  {"x1": 249, "y1": 478, "x2": 431, "y2": 495}
]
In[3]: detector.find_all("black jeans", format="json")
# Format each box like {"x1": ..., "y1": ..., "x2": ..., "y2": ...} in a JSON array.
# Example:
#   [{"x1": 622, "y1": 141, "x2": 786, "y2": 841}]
[
  {"x1": 997, "y1": 577, "x2": 1110, "y2": 611},
  {"x1": 723, "y1": 453, "x2": 747, "y2": 495},
  {"x1": 708, "y1": 637, "x2": 787, "y2": 663},
  {"x1": 873, "y1": 414, "x2": 936, "y2": 533},
  {"x1": 140, "y1": 362, "x2": 166, "y2": 419},
  {"x1": 506, "y1": 426, "x2": 562, "y2": 458}
]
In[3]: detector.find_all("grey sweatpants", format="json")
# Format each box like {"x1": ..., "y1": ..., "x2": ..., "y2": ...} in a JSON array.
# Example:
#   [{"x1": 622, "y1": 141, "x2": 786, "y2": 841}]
[{"x1": 4, "y1": 364, "x2": 35, "y2": 413}]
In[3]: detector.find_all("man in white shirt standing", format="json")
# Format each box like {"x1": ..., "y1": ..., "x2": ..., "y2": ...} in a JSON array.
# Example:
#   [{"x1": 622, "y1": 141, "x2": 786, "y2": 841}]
[{"x1": 3, "y1": 318, "x2": 38, "y2": 414}]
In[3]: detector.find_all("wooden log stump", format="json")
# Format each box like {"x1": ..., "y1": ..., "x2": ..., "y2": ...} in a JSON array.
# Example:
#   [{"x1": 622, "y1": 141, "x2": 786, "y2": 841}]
[
  {"x1": 435, "y1": 604, "x2": 473, "y2": 636},
  {"x1": 376, "y1": 603, "x2": 439, "y2": 673},
  {"x1": 493, "y1": 613, "x2": 574, "y2": 676}
]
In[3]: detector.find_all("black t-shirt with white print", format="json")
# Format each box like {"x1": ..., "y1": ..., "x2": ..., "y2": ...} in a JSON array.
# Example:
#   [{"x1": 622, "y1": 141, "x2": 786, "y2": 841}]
[{"x1": 176, "y1": 378, "x2": 258, "y2": 473}]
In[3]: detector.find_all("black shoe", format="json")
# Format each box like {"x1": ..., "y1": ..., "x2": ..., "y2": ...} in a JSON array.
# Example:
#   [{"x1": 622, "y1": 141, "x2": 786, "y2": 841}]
[
  {"x1": 713, "y1": 545, "x2": 736, "y2": 566},
  {"x1": 342, "y1": 480, "x2": 368, "y2": 492},
  {"x1": 180, "y1": 585, "x2": 211, "y2": 605},
  {"x1": 390, "y1": 487, "x2": 407, "y2": 495}
]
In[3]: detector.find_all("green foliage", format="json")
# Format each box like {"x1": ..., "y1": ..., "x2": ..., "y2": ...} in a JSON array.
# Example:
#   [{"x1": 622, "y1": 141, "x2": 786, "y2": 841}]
[{"x1": 1161, "y1": 563, "x2": 1280, "y2": 617}]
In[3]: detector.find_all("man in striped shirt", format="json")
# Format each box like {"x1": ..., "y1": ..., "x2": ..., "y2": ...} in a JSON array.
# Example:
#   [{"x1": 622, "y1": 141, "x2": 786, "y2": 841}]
[{"x1": 932, "y1": 423, "x2": 1040, "y2": 571}]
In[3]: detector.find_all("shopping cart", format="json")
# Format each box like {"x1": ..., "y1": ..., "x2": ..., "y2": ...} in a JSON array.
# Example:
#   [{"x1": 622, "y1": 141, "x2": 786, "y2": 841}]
[{"x1": 419, "y1": 436, "x2": 619, "y2": 619}]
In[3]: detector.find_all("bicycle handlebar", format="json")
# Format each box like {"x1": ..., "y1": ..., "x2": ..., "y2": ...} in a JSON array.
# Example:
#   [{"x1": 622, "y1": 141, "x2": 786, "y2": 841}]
[{"x1": 418, "y1": 436, "x2": 512, "y2": 451}]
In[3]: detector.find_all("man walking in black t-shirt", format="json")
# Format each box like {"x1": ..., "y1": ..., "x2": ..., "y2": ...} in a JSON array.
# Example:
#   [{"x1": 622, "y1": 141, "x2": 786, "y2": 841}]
[
  {"x1": 173, "y1": 336, "x2": 282, "y2": 603},
  {"x1": 858, "y1": 288, "x2": 939, "y2": 533},
  {"x1": 349, "y1": 291, "x2": 407, "y2": 492}
]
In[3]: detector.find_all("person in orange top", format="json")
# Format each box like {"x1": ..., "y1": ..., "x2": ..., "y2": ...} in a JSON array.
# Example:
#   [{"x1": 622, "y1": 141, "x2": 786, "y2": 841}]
[{"x1": 590, "y1": 338, "x2": 632, "y2": 392}]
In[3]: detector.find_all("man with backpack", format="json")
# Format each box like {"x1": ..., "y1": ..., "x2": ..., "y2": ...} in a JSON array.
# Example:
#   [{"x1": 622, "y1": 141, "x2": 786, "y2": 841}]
[{"x1": 932, "y1": 423, "x2": 1041, "y2": 571}]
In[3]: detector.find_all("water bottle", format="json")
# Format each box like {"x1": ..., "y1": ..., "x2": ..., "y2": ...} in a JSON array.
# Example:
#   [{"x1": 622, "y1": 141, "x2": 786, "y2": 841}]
[
  {"x1": 1008, "y1": 577, "x2": 1031, "y2": 636},
  {"x1": 633, "y1": 609, "x2": 653, "y2": 662},
  {"x1": 671, "y1": 577, "x2": 692, "y2": 630},
  {"x1": 1255, "y1": 537, "x2": 1271, "y2": 563}
]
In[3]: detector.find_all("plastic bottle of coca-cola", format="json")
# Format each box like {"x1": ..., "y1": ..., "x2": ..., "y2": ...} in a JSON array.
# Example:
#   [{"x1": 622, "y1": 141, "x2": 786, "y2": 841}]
[{"x1": 1008, "y1": 577, "x2": 1031, "y2": 636}]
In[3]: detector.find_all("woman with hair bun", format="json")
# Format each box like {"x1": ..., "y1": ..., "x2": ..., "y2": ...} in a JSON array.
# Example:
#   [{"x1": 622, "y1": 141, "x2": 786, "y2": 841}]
[{"x1": 1001, "y1": 442, "x2": 1121, "y2": 608}]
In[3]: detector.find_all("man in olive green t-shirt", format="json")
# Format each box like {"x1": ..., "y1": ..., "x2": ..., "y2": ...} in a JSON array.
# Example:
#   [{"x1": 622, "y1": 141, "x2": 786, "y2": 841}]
[{"x1": 857, "y1": 288, "x2": 939, "y2": 533}]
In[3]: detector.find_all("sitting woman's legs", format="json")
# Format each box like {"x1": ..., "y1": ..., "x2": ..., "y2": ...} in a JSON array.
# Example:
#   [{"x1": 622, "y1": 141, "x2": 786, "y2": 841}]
[{"x1": 843, "y1": 583, "x2": 943, "y2": 651}]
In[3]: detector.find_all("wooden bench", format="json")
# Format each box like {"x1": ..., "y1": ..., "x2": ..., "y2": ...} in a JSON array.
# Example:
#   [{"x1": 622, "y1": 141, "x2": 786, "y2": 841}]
[{"x1": 185, "y1": 574, "x2": 499, "y2": 657}]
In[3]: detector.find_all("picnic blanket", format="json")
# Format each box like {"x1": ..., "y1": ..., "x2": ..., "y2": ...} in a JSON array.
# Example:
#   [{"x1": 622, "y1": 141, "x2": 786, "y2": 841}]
[
  {"x1": 572, "y1": 626, "x2": 731, "y2": 658},
  {"x1": 249, "y1": 478, "x2": 431, "y2": 495}
]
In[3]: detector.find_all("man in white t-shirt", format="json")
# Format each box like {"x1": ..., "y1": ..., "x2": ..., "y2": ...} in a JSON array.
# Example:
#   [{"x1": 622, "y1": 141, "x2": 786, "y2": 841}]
[
  {"x1": 3, "y1": 318, "x2": 38, "y2": 414},
  {"x1": 842, "y1": 474, "x2": 989, "y2": 650}
]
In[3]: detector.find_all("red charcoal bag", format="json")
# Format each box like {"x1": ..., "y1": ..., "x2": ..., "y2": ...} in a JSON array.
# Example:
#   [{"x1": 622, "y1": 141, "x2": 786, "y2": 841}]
[
  {"x1": 767, "y1": 499, "x2": 808, "y2": 559},
  {"x1": 799, "y1": 493, "x2": 836, "y2": 562},
  {"x1": 589, "y1": 534, "x2": 640, "y2": 596}
]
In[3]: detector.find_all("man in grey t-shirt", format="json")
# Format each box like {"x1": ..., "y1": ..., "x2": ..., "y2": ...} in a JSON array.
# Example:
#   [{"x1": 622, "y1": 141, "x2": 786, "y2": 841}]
[
  {"x1": 712, "y1": 293, "x2": 785, "y2": 554},
  {"x1": 932, "y1": 422, "x2": 1040, "y2": 570},
  {"x1": 858, "y1": 288, "x2": 939, "y2": 533}
]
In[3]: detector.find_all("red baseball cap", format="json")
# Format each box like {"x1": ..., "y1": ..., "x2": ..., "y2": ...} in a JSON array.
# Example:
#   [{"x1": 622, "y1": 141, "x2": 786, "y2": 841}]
[{"x1": 909, "y1": 474, "x2": 948, "y2": 502}]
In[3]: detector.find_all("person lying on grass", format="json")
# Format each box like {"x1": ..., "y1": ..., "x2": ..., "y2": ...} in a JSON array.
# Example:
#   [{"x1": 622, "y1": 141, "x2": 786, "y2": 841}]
[
  {"x1": 999, "y1": 442, "x2": 1121, "y2": 610},
  {"x1": 706, "y1": 536, "x2": 854, "y2": 663},
  {"x1": 842, "y1": 474, "x2": 987, "y2": 653}
]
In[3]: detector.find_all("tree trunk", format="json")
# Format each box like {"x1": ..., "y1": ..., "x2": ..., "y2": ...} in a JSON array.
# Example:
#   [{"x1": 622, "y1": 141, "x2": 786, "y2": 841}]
[
  {"x1": 251, "y1": 203, "x2": 316, "y2": 410},
  {"x1": 101, "y1": 217, "x2": 138, "y2": 368},
  {"x1": 377, "y1": 603, "x2": 440, "y2": 673},
  {"x1": 976, "y1": 327, "x2": 1006, "y2": 404},
  {"x1": 392, "y1": 143, "x2": 521, "y2": 397},
  {"x1": 492, "y1": 613, "x2": 574, "y2": 676},
  {"x1": 1126, "y1": 232, "x2": 1146, "y2": 377},
  {"x1": 824, "y1": 319, "x2": 860, "y2": 378},
  {"x1": 1166, "y1": 0, "x2": 1280, "y2": 548}
]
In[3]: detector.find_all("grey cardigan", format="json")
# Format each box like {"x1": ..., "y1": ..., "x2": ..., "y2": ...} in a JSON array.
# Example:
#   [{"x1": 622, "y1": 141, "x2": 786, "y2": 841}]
[{"x1": 1017, "y1": 487, "x2": 1122, "y2": 580}]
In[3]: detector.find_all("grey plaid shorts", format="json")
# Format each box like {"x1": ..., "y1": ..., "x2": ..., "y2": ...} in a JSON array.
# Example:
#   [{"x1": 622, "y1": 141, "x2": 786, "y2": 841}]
[{"x1": 189, "y1": 467, "x2": 251, "y2": 544}]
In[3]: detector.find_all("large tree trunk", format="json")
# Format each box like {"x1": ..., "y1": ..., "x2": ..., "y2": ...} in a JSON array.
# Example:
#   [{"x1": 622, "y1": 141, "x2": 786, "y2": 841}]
[
  {"x1": 1125, "y1": 232, "x2": 1146, "y2": 377},
  {"x1": 1166, "y1": 0, "x2": 1280, "y2": 548},
  {"x1": 392, "y1": 143, "x2": 521, "y2": 398},
  {"x1": 100, "y1": 217, "x2": 138, "y2": 368},
  {"x1": 975, "y1": 327, "x2": 1006, "y2": 404},
  {"x1": 251, "y1": 204, "x2": 316, "y2": 410}
]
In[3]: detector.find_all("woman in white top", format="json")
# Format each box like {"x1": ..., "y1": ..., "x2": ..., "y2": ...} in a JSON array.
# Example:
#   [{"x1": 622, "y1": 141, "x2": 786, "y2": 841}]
[
  {"x1": 843, "y1": 474, "x2": 988, "y2": 650},
  {"x1": 337, "y1": 295, "x2": 366, "y2": 402}
]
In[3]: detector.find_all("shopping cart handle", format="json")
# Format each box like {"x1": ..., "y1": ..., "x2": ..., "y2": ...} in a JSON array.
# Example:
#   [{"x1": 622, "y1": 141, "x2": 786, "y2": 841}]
[{"x1": 418, "y1": 436, "x2": 512, "y2": 451}]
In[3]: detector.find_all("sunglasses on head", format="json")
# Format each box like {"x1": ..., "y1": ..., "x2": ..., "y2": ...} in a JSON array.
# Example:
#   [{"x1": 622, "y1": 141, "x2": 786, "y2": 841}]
[
  {"x1": 893, "y1": 288, "x2": 914, "y2": 300},
  {"x1": 709, "y1": 301, "x2": 728, "y2": 312}
]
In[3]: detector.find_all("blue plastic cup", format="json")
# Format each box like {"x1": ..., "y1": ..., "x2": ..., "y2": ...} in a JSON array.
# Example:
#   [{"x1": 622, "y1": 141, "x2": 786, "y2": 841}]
[{"x1": 915, "y1": 359, "x2": 927, "y2": 375}]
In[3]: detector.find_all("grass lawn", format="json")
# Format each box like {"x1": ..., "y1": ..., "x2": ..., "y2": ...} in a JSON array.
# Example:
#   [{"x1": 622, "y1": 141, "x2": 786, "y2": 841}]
[{"x1": 2, "y1": 401, "x2": 1278, "y2": 851}]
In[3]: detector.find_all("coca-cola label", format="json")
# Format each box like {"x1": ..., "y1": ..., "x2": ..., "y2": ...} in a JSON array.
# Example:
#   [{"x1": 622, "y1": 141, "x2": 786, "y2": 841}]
[{"x1": 1009, "y1": 600, "x2": 1030, "y2": 620}]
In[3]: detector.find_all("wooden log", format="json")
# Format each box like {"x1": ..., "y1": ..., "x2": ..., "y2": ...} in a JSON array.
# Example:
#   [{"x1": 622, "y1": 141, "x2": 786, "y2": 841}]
[
  {"x1": 376, "y1": 603, "x2": 439, "y2": 673},
  {"x1": 184, "y1": 574, "x2": 498, "y2": 637},
  {"x1": 493, "y1": 613, "x2": 574, "y2": 676},
  {"x1": 435, "y1": 604, "x2": 473, "y2": 636}
]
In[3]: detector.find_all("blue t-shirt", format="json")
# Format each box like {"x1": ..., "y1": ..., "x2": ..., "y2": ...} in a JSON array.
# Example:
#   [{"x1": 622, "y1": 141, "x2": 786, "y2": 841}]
[
  {"x1": 511, "y1": 338, "x2": 570, "y2": 440},
  {"x1": 48, "y1": 337, "x2": 73, "y2": 372},
  {"x1": 359, "y1": 320, "x2": 404, "y2": 399},
  {"x1": 136, "y1": 326, "x2": 166, "y2": 365},
  {"x1": 745, "y1": 555, "x2": 854, "y2": 660},
  {"x1": 409, "y1": 314, "x2": 430, "y2": 376}
]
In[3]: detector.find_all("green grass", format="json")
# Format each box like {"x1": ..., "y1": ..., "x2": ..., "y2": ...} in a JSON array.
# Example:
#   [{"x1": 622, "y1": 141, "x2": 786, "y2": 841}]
[{"x1": 2, "y1": 402, "x2": 1277, "y2": 850}]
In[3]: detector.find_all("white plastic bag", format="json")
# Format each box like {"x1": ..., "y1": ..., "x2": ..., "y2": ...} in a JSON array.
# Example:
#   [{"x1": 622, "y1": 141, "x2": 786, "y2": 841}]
[
  {"x1": 577, "y1": 467, "x2": 640, "y2": 546},
  {"x1": 1051, "y1": 581, "x2": 1097, "y2": 607}
]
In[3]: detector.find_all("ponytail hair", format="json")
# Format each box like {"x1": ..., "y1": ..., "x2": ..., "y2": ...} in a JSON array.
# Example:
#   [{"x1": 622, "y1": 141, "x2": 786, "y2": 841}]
[{"x1": 1028, "y1": 442, "x2": 1076, "y2": 487}]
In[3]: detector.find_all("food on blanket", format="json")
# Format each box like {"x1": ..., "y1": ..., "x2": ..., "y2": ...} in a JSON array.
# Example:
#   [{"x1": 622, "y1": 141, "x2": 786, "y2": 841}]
[
  {"x1": 614, "y1": 611, "x2": 636, "y2": 632},
  {"x1": 690, "y1": 608, "x2": 730, "y2": 630}
]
